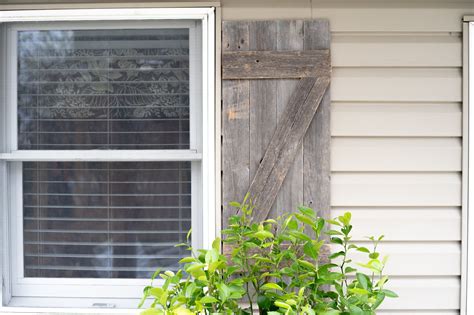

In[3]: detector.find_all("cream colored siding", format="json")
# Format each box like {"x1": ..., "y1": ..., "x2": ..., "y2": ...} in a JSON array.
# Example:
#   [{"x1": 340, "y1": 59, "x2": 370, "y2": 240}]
[
  {"x1": 220, "y1": 0, "x2": 471, "y2": 313},
  {"x1": 0, "y1": 0, "x2": 470, "y2": 313}
]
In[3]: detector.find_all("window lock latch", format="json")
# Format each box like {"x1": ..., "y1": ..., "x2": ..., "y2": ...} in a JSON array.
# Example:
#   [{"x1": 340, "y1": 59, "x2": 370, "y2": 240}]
[{"x1": 92, "y1": 303, "x2": 116, "y2": 308}]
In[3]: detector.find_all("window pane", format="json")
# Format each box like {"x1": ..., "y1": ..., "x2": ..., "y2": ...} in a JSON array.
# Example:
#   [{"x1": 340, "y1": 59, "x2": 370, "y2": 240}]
[
  {"x1": 18, "y1": 29, "x2": 190, "y2": 150},
  {"x1": 23, "y1": 161, "x2": 191, "y2": 278}
]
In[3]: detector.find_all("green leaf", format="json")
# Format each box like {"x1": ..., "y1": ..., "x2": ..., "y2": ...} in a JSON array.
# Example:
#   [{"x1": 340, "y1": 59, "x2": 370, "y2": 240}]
[
  {"x1": 212, "y1": 237, "x2": 221, "y2": 251},
  {"x1": 285, "y1": 299, "x2": 297, "y2": 306},
  {"x1": 254, "y1": 230, "x2": 274, "y2": 241},
  {"x1": 150, "y1": 287, "x2": 164, "y2": 298},
  {"x1": 329, "y1": 251, "x2": 345, "y2": 259},
  {"x1": 185, "y1": 263, "x2": 206, "y2": 273},
  {"x1": 344, "y1": 266, "x2": 357, "y2": 273},
  {"x1": 381, "y1": 289, "x2": 399, "y2": 298},
  {"x1": 285, "y1": 216, "x2": 298, "y2": 230},
  {"x1": 229, "y1": 201, "x2": 241, "y2": 208},
  {"x1": 205, "y1": 248, "x2": 219, "y2": 264},
  {"x1": 349, "y1": 287, "x2": 369, "y2": 295},
  {"x1": 356, "y1": 247, "x2": 371, "y2": 253},
  {"x1": 316, "y1": 218, "x2": 325, "y2": 233},
  {"x1": 303, "y1": 241, "x2": 319, "y2": 259},
  {"x1": 369, "y1": 252, "x2": 380, "y2": 259},
  {"x1": 288, "y1": 230, "x2": 312, "y2": 242},
  {"x1": 330, "y1": 237, "x2": 343, "y2": 245},
  {"x1": 356, "y1": 272, "x2": 368, "y2": 290},
  {"x1": 179, "y1": 257, "x2": 196, "y2": 264},
  {"x1": 151, "y1": 269, "x2": 161, "y2": 281},
  {"x1": 257, "y1": 295, "x2": 272, "y2": 310},
  {"x1": 327, "y1": 219, "x2": 341, "y2": 227},
  {"x1": 200, "y1": 296, "x2": 219, "y2": 304},
  {"x1": 138, "y1": 289, "x2": 149, "y2": 308},
  {"x1": 297, "y1": 259, "x2": 316, "y2": 270},
  {"x1": 274, "y1": 301, "x2": 291, "y2": 310},
  {"x1": 261, "y1": 283, "x2": 284, "y2": 291},
  {"x1": 164, "y1": 270, "x2": 175, "y2": 277},
  {"x1": 295, "y1": 213, "x2": 315, "y2": 227},
  {"x1": 217, "y1": 283, "x2": 230, "y2": 302},
  {"x1": 377, "y1": 275, "x2": 388, "y2": 288},
  {"x1": 298, "y1": 206, "x2": 315, "y2": 217},
  {"x1": 348, "y1": 305, "x2": 363, "y2": 315},
  {"x1": 372, "y1": 293, "x2": 386, "y2": 310}
]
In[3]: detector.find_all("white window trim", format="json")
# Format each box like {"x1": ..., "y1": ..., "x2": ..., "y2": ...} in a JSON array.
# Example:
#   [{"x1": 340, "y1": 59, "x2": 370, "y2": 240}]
[
  {"x1": 0, "y1": 7, "x2": 216, "y2": 312},
  {"x1": 464, "y1": 16, "x2": 474, "y2": 315}
]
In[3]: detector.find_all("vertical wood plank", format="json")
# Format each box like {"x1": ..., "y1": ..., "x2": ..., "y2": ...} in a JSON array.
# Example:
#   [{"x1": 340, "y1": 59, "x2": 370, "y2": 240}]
[
  {"x1": 303, "y1": 20, "x2": 331, "y2": 222},
  {"x1": 275, "y1": 20, "x2": 304, "y2": 216},
  {"x1": 222, "y1": 21, "x2": 250, "y2": 226},
  {"x1": 249, "y1": 21, "x2": 278, "y2": 208}
]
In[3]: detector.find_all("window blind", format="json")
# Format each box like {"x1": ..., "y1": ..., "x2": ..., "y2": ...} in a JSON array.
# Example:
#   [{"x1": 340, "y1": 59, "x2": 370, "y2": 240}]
[
  {"x1": 17, "y1": 28, "x2": 190, "y2": 150},
  {"x1": 23, "y1": 161, "x2": 191, "y2": 279}
]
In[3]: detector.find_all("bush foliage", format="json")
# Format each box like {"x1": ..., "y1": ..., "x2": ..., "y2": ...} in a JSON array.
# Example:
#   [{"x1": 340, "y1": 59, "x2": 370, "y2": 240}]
[{"x1": 139, "y1": 197, "x2": 397, "y2": 315}]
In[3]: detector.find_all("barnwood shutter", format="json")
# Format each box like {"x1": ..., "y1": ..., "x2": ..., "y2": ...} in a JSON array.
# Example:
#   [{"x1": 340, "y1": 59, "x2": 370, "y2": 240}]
[{"x1": 222, "y1": 20, "x2": 331, "y2": 225}]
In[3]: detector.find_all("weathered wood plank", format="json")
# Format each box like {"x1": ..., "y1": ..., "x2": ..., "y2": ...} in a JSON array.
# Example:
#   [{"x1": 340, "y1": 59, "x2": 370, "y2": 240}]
[
  {"x1": 303, "y1": 20, "x2": 331, "y2": 222},
  {"x1": 275, "y1": 20, "x2": 304, "y2": 216},
  {"x1": 222, "y1": 21, "x2": 250, "y2": 227},
  {"x1": 248, "y1": 77, "x2": 330, "y2": 222},
  {"x1": 222, "y1": 50, "x2": 330, "y2": 79},
  {"x1": 249, "y1": 21, "x2": 278, "y2": 210},
  {"x1": 222, "y1": 20, "x2": 249, "y2": 52}
]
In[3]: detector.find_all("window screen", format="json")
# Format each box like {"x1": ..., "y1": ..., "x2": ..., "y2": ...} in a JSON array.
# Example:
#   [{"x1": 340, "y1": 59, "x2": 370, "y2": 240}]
[
  {"x1": 17, "y1": 28, "x2": 190, "y2": 150},
  {"x1": 23, "y1": 161, "x2": 191, "y2": 279},
  {"x1": 15, "y1": 27, "x2": 197, "y2": 280}
]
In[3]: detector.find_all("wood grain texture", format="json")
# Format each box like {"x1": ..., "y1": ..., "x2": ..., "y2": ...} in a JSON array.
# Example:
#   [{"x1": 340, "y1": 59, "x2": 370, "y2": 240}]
[
  {"x1": 222, "y1": 19, "x2": 331, "y2": 225},
  {"x1": 303, "y1": 20, "x2": 331, "y2": 223},
  {"x1": 275, "y1": 20, "x2": 304, "y2": 216},
  {"x1": 248, "y1": 20, "x2": 278, "y2": 214},
  {"x1": 222, "y1": 50, "x2": 330, "y2": 79},
  {"x1": 222, "y1": 21, "x2": 250, "y2": 226},
  {"x1": 248, "y1": 77, "x2": 330, "y2": 222}
]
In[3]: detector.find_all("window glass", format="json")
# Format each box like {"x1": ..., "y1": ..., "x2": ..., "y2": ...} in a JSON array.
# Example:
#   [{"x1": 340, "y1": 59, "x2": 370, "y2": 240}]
[
  {"x1": 23, "y1": 161, "x2": 191, "y2": 279},
  {"x1": 17, "y1": 29, "x2": 190, "y2": 150}
]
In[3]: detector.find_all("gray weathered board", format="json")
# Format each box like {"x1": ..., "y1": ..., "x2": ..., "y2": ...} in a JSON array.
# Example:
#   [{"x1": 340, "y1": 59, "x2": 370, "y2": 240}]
[{"x1": 222, "y1": 20, "x2": 331, "y2": 225}]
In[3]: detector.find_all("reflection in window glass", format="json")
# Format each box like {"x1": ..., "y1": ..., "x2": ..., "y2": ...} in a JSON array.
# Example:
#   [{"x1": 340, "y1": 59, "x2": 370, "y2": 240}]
[{"x1": 17, "y1": 29, "x2": 190, "y2": 150}]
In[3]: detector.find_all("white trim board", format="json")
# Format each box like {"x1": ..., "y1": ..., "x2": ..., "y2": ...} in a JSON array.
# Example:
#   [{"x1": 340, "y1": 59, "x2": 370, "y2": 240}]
[
  {"x1": 463, "y1": 18, "x2": 473, "y2": 315},
  {"x1": 0, "y1": 8, "x2": 215, "y2": 22}
]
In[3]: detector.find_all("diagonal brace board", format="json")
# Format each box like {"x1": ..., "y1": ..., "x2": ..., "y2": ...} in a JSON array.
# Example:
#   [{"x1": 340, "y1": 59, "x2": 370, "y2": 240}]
[{"x1": 246, "y1": 76, "x2": 330, "y2": 222}]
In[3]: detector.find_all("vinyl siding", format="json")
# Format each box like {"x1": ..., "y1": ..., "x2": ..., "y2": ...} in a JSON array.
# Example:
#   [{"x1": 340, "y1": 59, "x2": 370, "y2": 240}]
[
  {"x1": 220, "y1": 0, "x2": 471, "y2": 313},
  {"x1": 0, "y1": 0, "x2": 471, "y2": 314}
]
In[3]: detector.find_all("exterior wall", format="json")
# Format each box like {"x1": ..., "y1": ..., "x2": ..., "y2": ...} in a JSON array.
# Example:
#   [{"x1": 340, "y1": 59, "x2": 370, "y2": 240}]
[
  {"x1": 220, "y1": 1, "x2": 469, "y2": 314},
  {"x1": 0, "y1": 0, "x2": 472, "y2": 314}
]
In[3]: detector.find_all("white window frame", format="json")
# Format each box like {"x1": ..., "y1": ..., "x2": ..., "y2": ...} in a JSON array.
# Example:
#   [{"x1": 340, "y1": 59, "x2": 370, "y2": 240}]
[
  {"x1": 0, "y1": 7, "x2": 216, "y2": 311},
  {"x1": 464, "y1": 16, "x2": 474, "y2": 315}
]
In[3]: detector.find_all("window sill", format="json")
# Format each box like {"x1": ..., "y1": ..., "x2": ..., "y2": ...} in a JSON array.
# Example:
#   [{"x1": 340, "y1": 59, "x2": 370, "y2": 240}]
[{"x1": 0, "y1": 307, "x2": 140, "y2": 315}]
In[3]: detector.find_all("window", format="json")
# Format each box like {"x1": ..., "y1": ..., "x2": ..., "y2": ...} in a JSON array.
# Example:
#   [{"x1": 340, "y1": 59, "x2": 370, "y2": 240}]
[{"x1": 0, "y1": 8, "x2": 216, "y2": 310}]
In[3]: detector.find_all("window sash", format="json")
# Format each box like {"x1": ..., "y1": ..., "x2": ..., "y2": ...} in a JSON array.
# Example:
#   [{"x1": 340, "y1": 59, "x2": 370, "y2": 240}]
[
  {"x1": 4, "y1": 19, "x2": 202, "y2": 154},
  {"x1": 0, "y1": 8, "x2": 216, "y2": 308}
]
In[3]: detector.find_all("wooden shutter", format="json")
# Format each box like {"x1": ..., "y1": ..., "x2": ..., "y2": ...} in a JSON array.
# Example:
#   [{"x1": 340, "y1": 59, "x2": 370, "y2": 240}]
[{"x1": 222, "y1": 20, "x2": 331, "y2": 223}]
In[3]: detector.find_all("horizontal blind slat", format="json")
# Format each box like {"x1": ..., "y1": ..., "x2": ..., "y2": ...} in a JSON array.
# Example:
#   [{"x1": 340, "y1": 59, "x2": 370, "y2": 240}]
[{"x1": 23, "y1": 161, "x2": 191, "y2": 279}]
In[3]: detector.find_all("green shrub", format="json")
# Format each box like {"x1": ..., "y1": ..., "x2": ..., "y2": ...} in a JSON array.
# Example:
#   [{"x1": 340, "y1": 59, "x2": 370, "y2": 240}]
[{"x1": 139, "y1": 197, "x2": 397, "y2": 315}]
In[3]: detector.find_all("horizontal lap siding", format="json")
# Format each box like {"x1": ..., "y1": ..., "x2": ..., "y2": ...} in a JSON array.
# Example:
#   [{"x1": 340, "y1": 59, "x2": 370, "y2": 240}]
[{"x1": 222, "y1": 0, "x2": 470, "y2": 313}]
